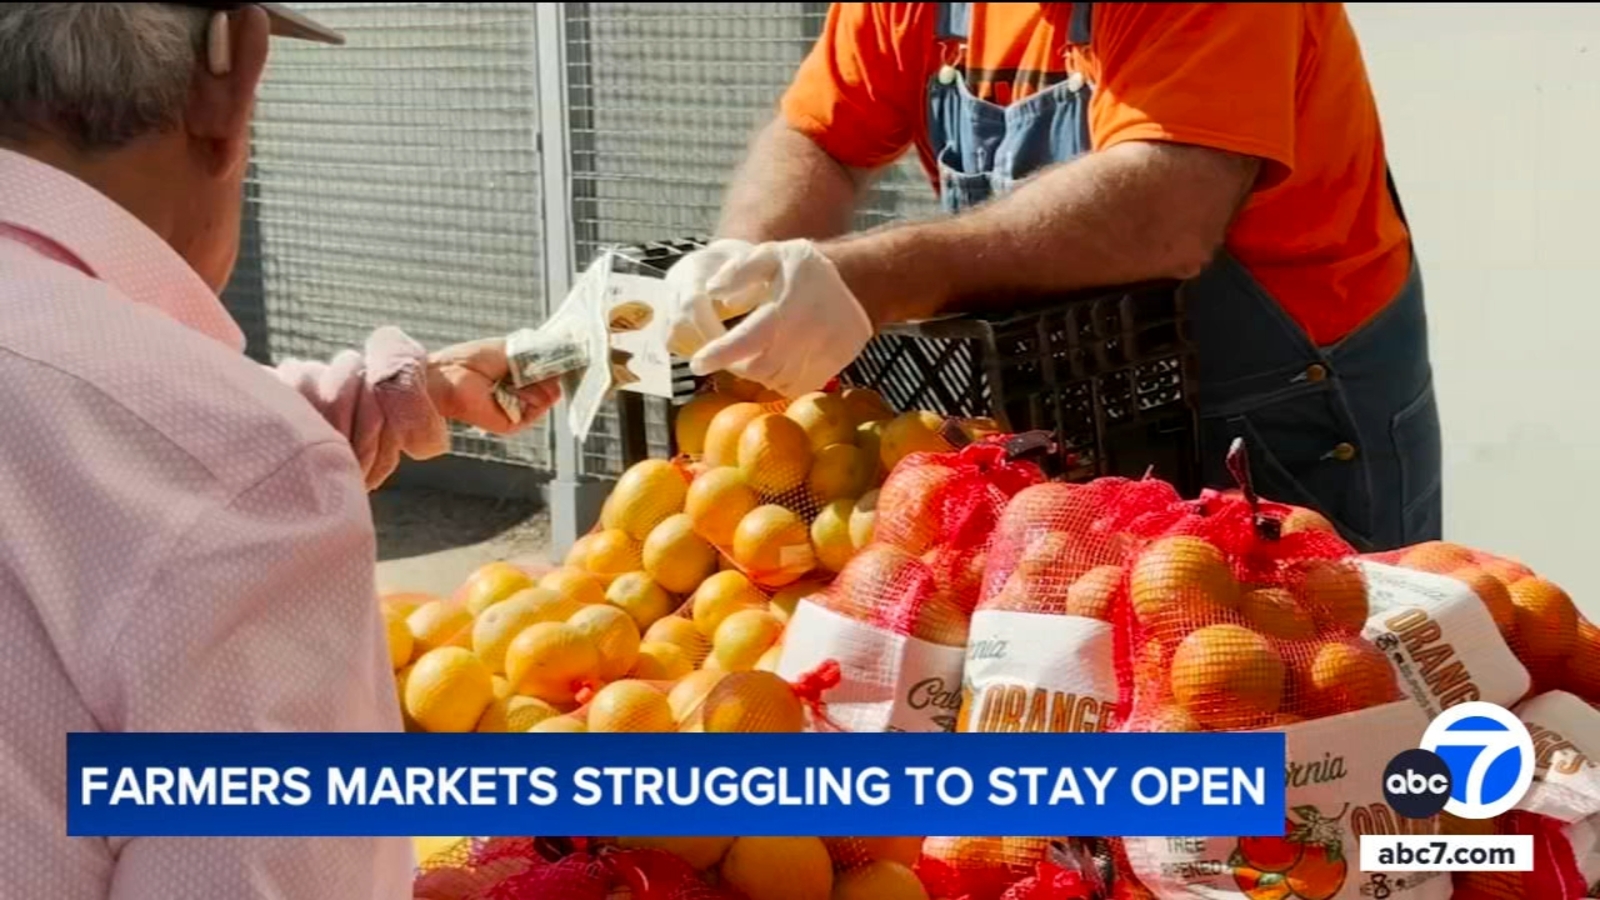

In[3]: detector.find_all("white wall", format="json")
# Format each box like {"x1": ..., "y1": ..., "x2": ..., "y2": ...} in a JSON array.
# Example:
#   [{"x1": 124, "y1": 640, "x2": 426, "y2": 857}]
[{"x1": 1348, "y1": 3, "x2": 1600, "y2": 617}]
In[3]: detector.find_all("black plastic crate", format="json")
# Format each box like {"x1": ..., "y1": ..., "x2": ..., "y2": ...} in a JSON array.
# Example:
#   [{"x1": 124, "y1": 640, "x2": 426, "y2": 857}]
[{"x1": 606, "y1": 237, "x2": 1201, "y2": 492}]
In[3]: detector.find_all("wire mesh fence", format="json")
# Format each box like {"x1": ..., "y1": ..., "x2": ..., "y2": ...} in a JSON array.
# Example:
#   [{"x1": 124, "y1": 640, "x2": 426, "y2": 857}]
[
  {"x1": 226, "y1": 2, "x2": 942, "y2": 482},
  {"x1": 222, "y1": 2, "x2": 550, "y2": 468}
]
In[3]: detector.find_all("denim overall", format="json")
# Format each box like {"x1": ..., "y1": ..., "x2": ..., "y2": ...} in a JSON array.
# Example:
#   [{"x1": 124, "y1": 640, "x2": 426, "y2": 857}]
[{"x1": 928, "y1": 2, "x2": 1441, "y2": 551}]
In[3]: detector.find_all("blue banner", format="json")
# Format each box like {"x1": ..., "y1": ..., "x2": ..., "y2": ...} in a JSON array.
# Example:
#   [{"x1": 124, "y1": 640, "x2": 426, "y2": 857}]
[{"x1": 67, "y1": 732, "x2": 1285, "y2": 838}]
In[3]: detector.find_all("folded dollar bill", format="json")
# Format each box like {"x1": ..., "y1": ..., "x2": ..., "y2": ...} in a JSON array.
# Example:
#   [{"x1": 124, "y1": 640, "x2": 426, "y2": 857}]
[{"x1": 505, "y1": 324, "x2": 590, "y2": 388}]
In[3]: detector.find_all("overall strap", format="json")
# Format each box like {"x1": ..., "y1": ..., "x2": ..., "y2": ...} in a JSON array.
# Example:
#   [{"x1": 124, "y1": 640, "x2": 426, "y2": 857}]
[{"x1": 936, "y1": 2, "x2": 970, "y2": 42}]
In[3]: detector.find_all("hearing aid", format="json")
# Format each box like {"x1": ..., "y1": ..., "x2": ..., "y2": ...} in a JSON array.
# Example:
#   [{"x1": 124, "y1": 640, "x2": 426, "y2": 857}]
[{"x1": 206, "y1": 12, "x2": 232, "y2": 77}]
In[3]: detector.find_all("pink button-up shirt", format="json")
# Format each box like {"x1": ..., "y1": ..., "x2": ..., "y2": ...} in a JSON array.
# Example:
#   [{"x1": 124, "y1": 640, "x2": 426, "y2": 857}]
[{"x1": 0, "y1": 148, "x2": 441, "y2": 898}]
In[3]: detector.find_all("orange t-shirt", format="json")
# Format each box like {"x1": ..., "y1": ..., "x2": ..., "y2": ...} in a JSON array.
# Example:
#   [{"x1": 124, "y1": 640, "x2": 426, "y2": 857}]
[{"x1": 780, "y1": 3, "x2": 1412, "y2": 346}]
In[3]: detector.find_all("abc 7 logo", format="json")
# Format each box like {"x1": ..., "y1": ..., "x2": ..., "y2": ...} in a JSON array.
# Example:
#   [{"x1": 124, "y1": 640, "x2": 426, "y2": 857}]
[{"x1": 1383, "y1": 701, "x2": 1536, "y2": 820}]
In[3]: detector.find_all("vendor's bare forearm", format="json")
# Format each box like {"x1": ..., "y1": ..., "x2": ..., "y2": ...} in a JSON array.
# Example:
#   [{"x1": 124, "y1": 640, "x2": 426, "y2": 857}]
[
  {"x1": 717, "y1": 118, "x2": 874, "y2": 242},
  {"x1": 829, "y1": 141, "x2": 1260, "y2": 326}
]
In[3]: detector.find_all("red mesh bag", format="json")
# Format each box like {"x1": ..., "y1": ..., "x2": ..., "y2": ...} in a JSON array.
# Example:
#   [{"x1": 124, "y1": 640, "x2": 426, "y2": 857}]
[
  {"x1": 1452, "y1": 690, "x2": 1600, "y2": 900},
  {"x1": 1361, "y1": 543, "x2": 1596, "y2": 709},
  {"x1": 1110, "y1": 442, "x2": 1451, "y2": 900},
  {"x1": 917, "y1": 837, "x2": 1107, "y2": 900},
  {"x1": 773, "y1": 438, "x2": 1045, "y2": 732},
  {"x1": 959, "y1": 476, "x2": 1183, "y2": 736}
]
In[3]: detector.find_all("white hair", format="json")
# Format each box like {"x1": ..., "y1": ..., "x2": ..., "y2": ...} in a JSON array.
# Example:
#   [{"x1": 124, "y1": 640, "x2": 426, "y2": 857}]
[{"x1": 0, "y1": 3, "x2": 213, "y2": 151}]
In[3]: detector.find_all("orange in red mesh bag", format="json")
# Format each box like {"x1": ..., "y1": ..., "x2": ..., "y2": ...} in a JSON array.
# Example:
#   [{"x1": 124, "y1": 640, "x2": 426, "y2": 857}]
[
  {"x1": 774, "y1": 438, "x2": 1044, "y2": 733},
  {"x1": 1116, "y1": 441, "x2": 1450, "y2": 900},
  {"x1": 1364, "y1": 542, "x2": 1595, "y2": 708},
  {"x1": 960, "y1": 476, "x2": 1183, "y2": 736},
  {"x1": 1452, "y1": 690, "x2": 1600, "y2": 900}
]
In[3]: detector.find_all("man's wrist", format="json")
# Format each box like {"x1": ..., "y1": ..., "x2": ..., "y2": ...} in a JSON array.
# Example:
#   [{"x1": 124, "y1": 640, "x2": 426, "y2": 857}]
[{"x1": 820, "y1": 225, "x2": 959, "y2": 327}]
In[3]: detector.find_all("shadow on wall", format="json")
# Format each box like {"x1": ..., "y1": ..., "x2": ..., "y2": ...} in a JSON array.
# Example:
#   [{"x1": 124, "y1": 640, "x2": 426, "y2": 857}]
[{"x1": 370, "y1": 484, "x2": 545, "y2": 562}]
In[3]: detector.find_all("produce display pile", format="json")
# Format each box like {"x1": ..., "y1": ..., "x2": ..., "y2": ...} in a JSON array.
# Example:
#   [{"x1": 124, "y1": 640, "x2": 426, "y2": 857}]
[{"x1": 389, "y1": 376, "x2": 1600, "y2": 900}]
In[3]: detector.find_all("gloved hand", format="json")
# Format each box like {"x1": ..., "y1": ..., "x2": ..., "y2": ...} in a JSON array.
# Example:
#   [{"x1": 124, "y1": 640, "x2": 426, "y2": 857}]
[
  {"x1": 664, "y1": 238, "x2": 764, "y2": 358},
  {"x1": 687, "y1": 239, "x2": 875, "y2": 399}
]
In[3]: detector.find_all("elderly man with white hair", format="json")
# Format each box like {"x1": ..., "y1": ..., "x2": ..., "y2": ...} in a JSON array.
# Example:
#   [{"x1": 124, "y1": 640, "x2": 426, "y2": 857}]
[{"x1": 0, "y1": 3, "x2": 556, "y2": 897}]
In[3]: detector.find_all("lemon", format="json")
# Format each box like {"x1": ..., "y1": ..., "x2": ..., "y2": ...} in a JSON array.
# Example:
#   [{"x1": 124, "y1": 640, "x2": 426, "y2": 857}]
[
  {"x1": 617, "y1": 835, "x2": 736, "y2": 870},
  {"x1": 785, "y1": 392, "x2": 856, "y2": 451},
  {"x1": 690, "y1": 570, "x2": 766, "y2": 637},
  {"x1": 567, "y1": 603, "x2": 641, "y2": 681},
  {"x1": 605, "y1": 571, "x2": 677, "y2": 632},
  {"x1": 406, "y1": 600, "x2": 473, "y2": 655},
  {"x1": 712, "y1": 609, "x2": 785, "y2": 673},
  {"x1": 539, "y1": 566, "x2": 607, "y2": 607},
  {"x1": 381, "y1": 591, "x2": 434, "y2": 622},
  {"x1": 675, "y1": 393, "x2": 740, "y2": 457},
  {"x1": 685, "y1": 466, "x2": 760, "y2": 548},
  {"x1": 643, "y1": 513, "x2": 719, "y2": 594},
  {"x1": 564, "y1": 532, "x2": 602, "y2": 571},
  {"x1": 849, "y1": 490, "x2": 879, "y2": 549},
  {"x1": 460, "y1": 562, "x2": 534, "y2": 616},
  {"x1": 477, "y1": 694, "x2": 561, "y2": 733},
  {"x1": 644, "y1": 615, "x2": 711, "y2": 666},
  {"x1": 503, "y1": 622, "x2": 602, "y2": 705},
  {"x1": 810, "y1": 498, "x2": 857, "y2": 574},
  {"x1": 602, "y1": 459, "x2": 689, "y2": 540},
  {"x1": 629, "y1": 641, "x2": 694, "y2": 681},
  {"x1": 383, "y1": 605, "x2": 414, "y2": 669},
  {"x1": 587, "y1": 680, "x2": 676, "y2": 733},
  {"x1": 722, "y1": 837, "x2": 833, "y2": 900},
  {"x1": 404, "y1": 647, "x2": 494, "y2": 733},
  {"x1": 808, "y1": 443, "x2": 874, "y2": 503},
  {"x1": 756, "y1": 644, "x2": 783, "y2": 673},
  {"x1": 768, "y1": 580, "x2": 825, "y2": 624},
  {"x1": 732, "y1": 505, "x2": 816, "y2": 588},
  {"x1": 583, "y1": 529, "x2": 644, "y2": 582},
  {"x1": 473, "y1": 588, "x2": 581, "y2": 674},
  {"x1": 491, "y1": 675, "x2": 513, "y2": 700},
  {"x1": 667, "y1": 669, "x2": 728, "y2": 724}
]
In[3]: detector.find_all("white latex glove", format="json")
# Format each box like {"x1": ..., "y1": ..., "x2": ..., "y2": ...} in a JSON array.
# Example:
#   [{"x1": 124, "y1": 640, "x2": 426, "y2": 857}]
[
  {"x1": 664, "y1": 238, "x2": 765, "y2": 358},
  {"x1": 688, "y1": 239, "x2": 875, "y2": 399}
]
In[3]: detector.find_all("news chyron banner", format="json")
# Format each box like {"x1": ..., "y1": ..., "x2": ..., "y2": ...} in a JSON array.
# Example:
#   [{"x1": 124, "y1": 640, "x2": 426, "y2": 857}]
[{"x1": 67, "y1": 733, "x2": 1286, "y2": 838}]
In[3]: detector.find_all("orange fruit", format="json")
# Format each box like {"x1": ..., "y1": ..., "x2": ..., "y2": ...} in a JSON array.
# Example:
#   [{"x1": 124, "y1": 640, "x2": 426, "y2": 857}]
[
  {"x1": 872, "y1": 463, "x2": 960, "y2": 555},
  {"x1": 877, "y1": 410, "x2": 950, "y2": 474},
  {"x1": 1170, "y1": 624, "x2": 1285, "y2": 729},
  {"x1": 1279, "y1": 507, "x2": 1336, "y2": 536},
  {"x1": 1295, "y1": 560, "x2": 1368, "y2": 631},
  {"x1": 404, "y1": 647, "x2": 494, "y2": 733},
  {"x1": 1447, "y1": 567, "x2": 1517, "y2": 639},
  {"x1": 1241, "y1": 588, "x2": 1317, "y2": 641},
  {"x1": 460, "y1": 561, "x2": 533, "y2": 616},
  {"x1": 840, "y1": 388, "x2": 895, "y2": 427},
  {"x1": 1398, "y1": 541, "x2": 1476, "y2": 575},
  {"x1": 829, "y1": 545, "x2": 929, "y2": 621},
  {"x1": 1065, "y1": 565, "x2": 1122, "y2": 622},
  {"x1": 1565, "y1": 620, "x2": 1600, "y2": 700},
  {"x1": 690, "y1": 570, "x2": 767, "y2": 637},
  {"x1": 1304, "y1": 639, "x2": 1397, "y2": 715},
  {"x1": 1016, "y1": 531, "x2": 1089, "y2": 583},
  {"x1": 643, "y1": 512, "x2": 719, "y2": 594},
  {"x1": 785, "y1": 392, "x2": 857, "y2": 451},
  {"x1": 685, "y1": 466, "x2": 760, "y2": 548},
  {"x1": 737, "y1": 413, "x2": 814, "y2": 497},
  {"x1": 601, "y1": 459, "x2": 689, "y2": 541},
  {"x1": 583, "y1": 529, "x2": 644, "y2": 582},
  {"x1": 380, "y1": 591, "x2": 435, "y2": 621},
  {"x1": 539, "y1": 566, "x2": 606, "y2": 608},
  {"x1": 808, "y1": 443, "x2": 875, "y2": 503},
  {"x1": 822, "y1": 836, "x2": 924, "y2": 870},
  {"x1": 503, "y1": 622, "x2": 602, "y2": 705},
  {"x1": 675, "y1": 393, "x2": 740, "y2": 457},
  {"x1": 406, "y1": 600, "x2": 473, "y2": 654},
  {"x1": 832, "y1": 860, "x2": 927, "y2": 900},
  {"x1": 701, "y1": 671, "x2": 806, "y2": 733},
  {"x1": 731, "y1": 505, "x2": 816, "y2": 588},
  {"x1": 703, "y1": 402, "x2": 768, "y2": 467},
  {"x1": 1508, "y1": 577, "x2": 1579, "y2": 672},
  {"x1": 1481, "y1": 557, "x2": 1535, "y2": 585},
  {"x1": 721, "y1": 837, "x2": 834, "y2": 900},
  {"x1": 1143, "y1": 703, "x2": 1203, "y2": 733},
  {"x1": 1129, "y1": 536, "x2": 1240, "y2": 629}
]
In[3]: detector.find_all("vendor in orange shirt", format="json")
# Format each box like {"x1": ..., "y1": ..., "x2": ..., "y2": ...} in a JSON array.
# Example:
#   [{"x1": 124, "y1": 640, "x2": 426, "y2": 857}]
[{"x1": 665, "y1": 2, "x2": 1439, "y2": 551}]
